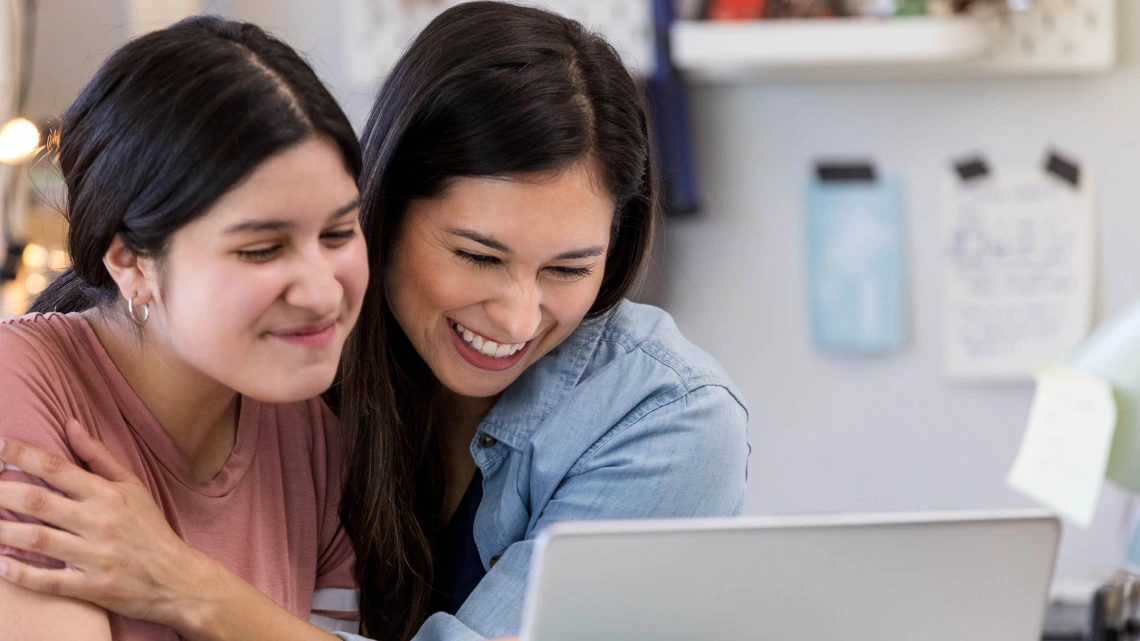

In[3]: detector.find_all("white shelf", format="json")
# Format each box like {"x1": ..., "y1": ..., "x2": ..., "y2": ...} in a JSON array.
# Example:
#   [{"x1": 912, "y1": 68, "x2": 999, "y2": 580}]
[
  {"x1": 671, "y1": 0, "x2": 1117, "y2": 82},
  {"x1": 673, "y1": 17, "x2": 996, "y2": 76}
]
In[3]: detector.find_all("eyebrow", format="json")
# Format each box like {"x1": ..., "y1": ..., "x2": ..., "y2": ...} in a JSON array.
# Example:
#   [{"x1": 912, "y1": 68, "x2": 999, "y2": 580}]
[
  {"x1": 447, "y1": 227, "x2": 606, "y2": 261},
  {"x1": 224, "y1": 198, "x2": 361, "y2": 235}
]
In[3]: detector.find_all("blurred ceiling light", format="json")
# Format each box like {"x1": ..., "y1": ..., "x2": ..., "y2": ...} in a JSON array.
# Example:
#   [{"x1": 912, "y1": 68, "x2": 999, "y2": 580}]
[
  {"x1": 0, "y1": 117, "x2": 40, "y2": 164},
  {"x1": 21, "y1": 242, "x2": 45, "y2": 268}
]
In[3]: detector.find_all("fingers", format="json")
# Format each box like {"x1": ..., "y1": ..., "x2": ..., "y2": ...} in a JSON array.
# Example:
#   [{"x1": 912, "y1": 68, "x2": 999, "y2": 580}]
[
  {"x1": 0, "y1": 481, "x2": 85, "y2": 531},
  {"x1": 0, "y1": 554, "x2": 86, "y2": 599},
  {"x1": 0, "y1": 437, "x2": 103, "y2": 499},
  {"x1": 0, "y1": 520, "x2": 88, "y2": 566},
  {"x1": 63, "y1": 419, "x2": 134, "y2": 484}
]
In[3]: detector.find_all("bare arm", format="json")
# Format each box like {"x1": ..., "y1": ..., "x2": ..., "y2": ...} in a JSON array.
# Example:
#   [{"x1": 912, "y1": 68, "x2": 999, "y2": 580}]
[
  {"x1": 0, "y1": 556, "x2": 112, "y2": 640},
  {"x1": 176, "y1": 560, "x2": 340, "y2": 641}
]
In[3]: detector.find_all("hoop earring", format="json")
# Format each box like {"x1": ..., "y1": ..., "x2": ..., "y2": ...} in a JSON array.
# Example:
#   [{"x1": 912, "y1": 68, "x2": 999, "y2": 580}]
[{"x1": 128, "y1": 295, "x2": 149, "y2": 326}]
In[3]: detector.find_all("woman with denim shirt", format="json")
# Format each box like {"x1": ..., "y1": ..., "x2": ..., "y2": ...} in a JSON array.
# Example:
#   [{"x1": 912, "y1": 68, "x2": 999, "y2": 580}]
[{"x1": 0, "y1": 3, "x2": 750, "y2": 641}]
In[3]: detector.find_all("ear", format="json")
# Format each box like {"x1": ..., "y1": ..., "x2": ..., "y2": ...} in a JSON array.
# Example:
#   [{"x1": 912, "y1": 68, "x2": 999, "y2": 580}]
[{"x1": 102, "y1": 236, "x2": 154, "y2": 306}]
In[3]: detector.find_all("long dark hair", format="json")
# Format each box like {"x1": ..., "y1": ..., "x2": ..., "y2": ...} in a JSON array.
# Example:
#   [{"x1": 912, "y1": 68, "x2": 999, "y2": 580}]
[
  {"x1": 338, "y1": 3, "x2": 657, "y2": 638},
  {"x1": 29, "y1": 15, "x2": 360, "y2": 315}
]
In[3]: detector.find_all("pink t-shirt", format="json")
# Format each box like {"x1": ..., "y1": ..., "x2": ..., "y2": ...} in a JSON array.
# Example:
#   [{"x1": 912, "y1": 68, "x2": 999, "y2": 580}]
[{"x1": 0, "y1": 312, "x2": 358, "y2": 639}]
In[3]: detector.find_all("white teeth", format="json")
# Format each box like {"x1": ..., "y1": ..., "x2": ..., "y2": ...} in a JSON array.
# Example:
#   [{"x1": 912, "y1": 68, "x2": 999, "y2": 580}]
[{"x1": 453, "y1": 322, "x2": 525, "y2": 359}]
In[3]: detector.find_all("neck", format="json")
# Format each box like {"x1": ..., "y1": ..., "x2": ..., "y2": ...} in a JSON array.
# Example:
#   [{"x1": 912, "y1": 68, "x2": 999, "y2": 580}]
[
  {"x1": 439, "y1": 388, "x2": 498, "y2": 442},
  {"x1": 435, "y1": 387, "x2": 498, "y2": 523},
  {"x1": 85, "y1": 310, "x2": 240, "y2": 484}
]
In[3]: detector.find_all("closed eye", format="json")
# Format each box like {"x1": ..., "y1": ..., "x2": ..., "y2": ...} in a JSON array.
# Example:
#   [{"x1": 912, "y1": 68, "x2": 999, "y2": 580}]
[
  {"x1": 322, "y1": 228, "x2": 357, "y2": 244},
  {"x1": 236, "y1": 246, "x2": 281, "y2": 262},
  {"x1": 547, "y1": 265, "x2": 593, "y2": 280},
  {"x1": 455, "y1": 250, "x2": 501, "y2": 268}
]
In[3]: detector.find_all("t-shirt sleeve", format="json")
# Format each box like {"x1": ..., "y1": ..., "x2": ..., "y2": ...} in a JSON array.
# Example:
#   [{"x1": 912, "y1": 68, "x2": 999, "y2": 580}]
[
  {"x1": 309, "y1": 400, "x2": 359, "y2": 632},
  {"x1": 0, "y1": 326, "x2": 79, "y2": 568}
]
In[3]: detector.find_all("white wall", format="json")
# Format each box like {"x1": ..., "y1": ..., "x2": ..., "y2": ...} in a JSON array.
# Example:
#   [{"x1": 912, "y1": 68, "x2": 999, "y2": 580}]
[{"x1": 661, "y1": 1, "x2": 1140, "y2": 583}]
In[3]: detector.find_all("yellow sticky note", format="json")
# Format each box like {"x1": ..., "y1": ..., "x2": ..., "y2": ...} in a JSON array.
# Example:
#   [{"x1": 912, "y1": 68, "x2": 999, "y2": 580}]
[{"x1": 1008, "y1": 364, "x2": 1117, "y2": 528}]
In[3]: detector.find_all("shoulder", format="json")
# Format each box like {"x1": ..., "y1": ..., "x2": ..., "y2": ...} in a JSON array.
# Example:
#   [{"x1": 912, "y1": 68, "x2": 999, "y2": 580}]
[
  {"x1": 524, "y1": 302, "x2": 748, "y2": 471},
  {"x1": 0, "y1": 312, "x2": 78, "y2": 364},
  {"x1": 582, "y1": 301, "x2": 747, "y2": 415},
  {"x1": 0, "y1": 313, "x2": 90, "y2": 402}
]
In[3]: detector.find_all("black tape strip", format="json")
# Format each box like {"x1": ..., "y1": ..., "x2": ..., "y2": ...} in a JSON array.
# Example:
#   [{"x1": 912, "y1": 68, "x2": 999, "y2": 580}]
[
  {"x1": 1045, "y1": 150, "x2": 1080, "y2": 188},
  {"x1": 816, "y1": 162, "x2": 876, "y2": 182},
  {"x1": 954, "y1": 157, "x2": 990, "y2": 182}
]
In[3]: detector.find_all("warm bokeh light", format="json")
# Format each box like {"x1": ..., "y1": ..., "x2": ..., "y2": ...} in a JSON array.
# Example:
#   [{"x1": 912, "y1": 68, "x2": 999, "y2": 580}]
[
  {"x1": 21, "y1": 243, "x2": 47, "y2": 268},
  {"x1": 49, "y1": 249, "x2": 68, "y2": 271},
  {"x1": 23, "y1": 272, "x2": 47, "y2": 296},
  {"x1": 0, "y1": 118, "x2": 41, "y2": 164}
]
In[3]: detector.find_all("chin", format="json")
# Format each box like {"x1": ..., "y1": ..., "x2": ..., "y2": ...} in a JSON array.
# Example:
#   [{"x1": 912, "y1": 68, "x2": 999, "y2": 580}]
[
  {"x1": 242, "y1": 368, "x2": 337, "y2": 404},
  {"x1": 440, "y1": 369, "x2": 515, "y2": 400}
]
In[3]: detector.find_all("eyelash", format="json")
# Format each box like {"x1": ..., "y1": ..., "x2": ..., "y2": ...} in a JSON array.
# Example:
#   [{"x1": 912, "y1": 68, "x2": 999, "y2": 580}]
[
  {"x1": 454, "y1": 250, "x2": 594, "y2": 280},
  {"x1": 237, "y1": 229, "x2": 357, "y2": 262}
]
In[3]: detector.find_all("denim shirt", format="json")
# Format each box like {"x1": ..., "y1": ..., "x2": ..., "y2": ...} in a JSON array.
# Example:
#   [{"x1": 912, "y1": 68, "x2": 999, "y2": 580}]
[{"x1": 336, "y1": 300, "x2": 750, "y2": 641}]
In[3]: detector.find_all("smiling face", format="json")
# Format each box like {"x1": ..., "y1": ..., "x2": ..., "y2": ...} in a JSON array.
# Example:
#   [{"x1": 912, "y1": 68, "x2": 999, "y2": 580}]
[
  {"x1": 386, "y1": 160, "x2": 614, "y2": 400},
  {"x1": 116, "y1": 137, "x2": 368, "y2": 403}
]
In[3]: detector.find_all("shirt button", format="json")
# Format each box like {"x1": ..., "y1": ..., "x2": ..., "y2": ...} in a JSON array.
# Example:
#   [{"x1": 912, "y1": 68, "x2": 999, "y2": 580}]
[
  {"x1": 478, "y1": 434, "x2": 498, "y2": 448},
  {"x1": 490, "y1": 555, "x2": 502, "y2": 567}
]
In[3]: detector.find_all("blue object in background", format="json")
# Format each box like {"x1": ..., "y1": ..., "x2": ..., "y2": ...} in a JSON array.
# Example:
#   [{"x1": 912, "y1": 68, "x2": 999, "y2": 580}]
[
  {"x1": 648, "y1": 0, "x2": 699, "y2": 216},
  {"x1": 805, "y1": 176, "x2": 908, "y2": 353}
]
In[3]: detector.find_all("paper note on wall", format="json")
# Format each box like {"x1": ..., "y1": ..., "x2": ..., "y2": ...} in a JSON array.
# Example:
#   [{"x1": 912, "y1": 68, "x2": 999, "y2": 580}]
[
  {"x1": 805, "y1": 177, "x2": 907, "y2": 353},
  {"x1": 943, "y1": 169, "x2": 1095, "y2": 382},
  {"x1": 1008, "y1": 364, "x2": 1116, "y2": 528}
]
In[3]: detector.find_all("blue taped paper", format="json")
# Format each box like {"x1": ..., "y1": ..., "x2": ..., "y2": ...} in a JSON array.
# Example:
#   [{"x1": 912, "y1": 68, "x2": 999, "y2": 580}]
[{"x1": 805, "y1": 177, "x2": 908, "y2": 353}]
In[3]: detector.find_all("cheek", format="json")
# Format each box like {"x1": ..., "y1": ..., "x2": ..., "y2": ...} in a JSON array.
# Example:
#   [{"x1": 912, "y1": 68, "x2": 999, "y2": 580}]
[
  {"x1": 335, "y1": 239, "x2": 370, "y2": 315},
  {"x1": 162, "y1": 260, "x2": 282, "y2": 353},
  {"x1": 389, "y1": 249, "x2": 486, "y2": 324}
]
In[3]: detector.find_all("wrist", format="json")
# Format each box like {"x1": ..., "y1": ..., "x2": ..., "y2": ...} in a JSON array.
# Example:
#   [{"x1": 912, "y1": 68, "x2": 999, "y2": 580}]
[{"x1": 166, "y1": 549, "x2": 233, "y2": 641}]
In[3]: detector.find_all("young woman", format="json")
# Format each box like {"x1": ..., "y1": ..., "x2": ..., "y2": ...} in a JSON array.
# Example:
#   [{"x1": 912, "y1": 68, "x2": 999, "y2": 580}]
[
  {"x1": 0, "y1": 3, "x2": 750, "y2": 641},
  {"x1": 0, "y1": 15, "x2": 369, "y2": 640}
]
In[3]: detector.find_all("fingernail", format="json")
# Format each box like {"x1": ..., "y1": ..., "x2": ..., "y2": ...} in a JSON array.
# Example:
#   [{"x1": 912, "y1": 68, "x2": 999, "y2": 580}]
[
  {"x1": 0, "y1": 561, "x2": 8, "y2": 576},
  {"x1": 0, "y1": 437, "x2": 6, "y2": 454}
]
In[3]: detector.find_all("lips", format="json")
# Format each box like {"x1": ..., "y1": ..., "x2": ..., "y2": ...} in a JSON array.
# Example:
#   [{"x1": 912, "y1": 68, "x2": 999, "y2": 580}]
[
  {"x1": 270, "y1": 321, "x2": 337, "y2": 349},
  {"x1": 448, "y1": 320, "x2": 532, "y2": 372}
]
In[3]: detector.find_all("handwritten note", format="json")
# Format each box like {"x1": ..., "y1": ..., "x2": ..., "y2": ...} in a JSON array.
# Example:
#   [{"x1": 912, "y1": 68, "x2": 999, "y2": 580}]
[
  {"x1": 943, "y1": 170, "x2": 1095, "y2": 382},
  {"x1": 1008, "y1": 364, "x2": 1116, "y2": 528}
]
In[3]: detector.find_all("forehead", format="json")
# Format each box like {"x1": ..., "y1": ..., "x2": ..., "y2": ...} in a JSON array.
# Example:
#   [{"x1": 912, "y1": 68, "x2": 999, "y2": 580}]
[
  {"x1": 183, "y1": 137, "x2": 358, "y2": 235},
  {"x1": 415, "y1": 162, "x2": 615, "y2": 247}
]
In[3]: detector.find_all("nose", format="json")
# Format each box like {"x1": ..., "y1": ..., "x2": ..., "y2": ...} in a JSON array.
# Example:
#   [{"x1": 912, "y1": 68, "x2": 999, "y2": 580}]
[
  {"x1": 284, "y1": 251, "x2": 342, "y2": 318},
  {"x1": 484, "y1": 281, "x2": 543, "y2": 343}
]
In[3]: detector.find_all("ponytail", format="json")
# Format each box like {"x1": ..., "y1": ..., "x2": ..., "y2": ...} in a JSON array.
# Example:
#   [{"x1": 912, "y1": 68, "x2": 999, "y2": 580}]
[{"x1": 27, "y1": 269, "x2": 111, "y2": 314}]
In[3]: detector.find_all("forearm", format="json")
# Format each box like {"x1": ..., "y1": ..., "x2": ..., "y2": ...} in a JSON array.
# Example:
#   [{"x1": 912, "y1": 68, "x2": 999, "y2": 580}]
[
  {"x1": 175, "y1": 551, "x2": 340, "y2": 641},
  {"x1": 0, "y1": 565, "x2": 112, "y2": 640}
]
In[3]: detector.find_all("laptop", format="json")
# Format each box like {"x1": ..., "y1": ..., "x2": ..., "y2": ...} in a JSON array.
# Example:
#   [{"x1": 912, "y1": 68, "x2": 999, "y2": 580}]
[{"x1": 519, "y1": 510, "x2": 1060, "y2": 641}]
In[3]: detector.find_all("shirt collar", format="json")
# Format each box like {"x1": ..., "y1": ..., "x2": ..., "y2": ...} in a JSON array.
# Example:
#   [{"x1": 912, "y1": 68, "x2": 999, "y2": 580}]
[{"x1": 477, "y1": 309, "x2": 611, "y2": 451}]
